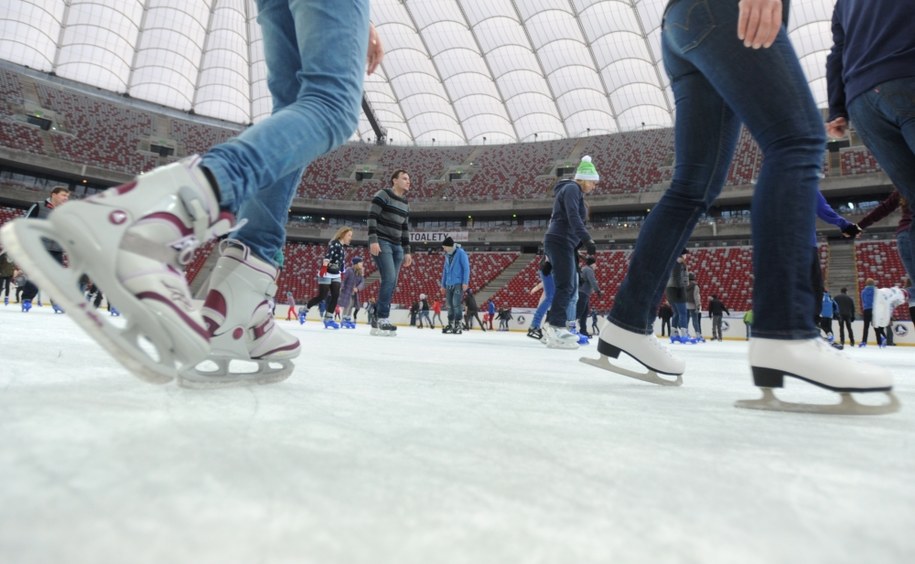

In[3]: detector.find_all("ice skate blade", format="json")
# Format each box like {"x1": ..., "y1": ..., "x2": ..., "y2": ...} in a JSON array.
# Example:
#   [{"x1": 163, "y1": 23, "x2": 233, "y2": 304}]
[
  {"x1": 735, "y1": 388, "x2": 901, "y2": 415},
  {"x1": 579, "y1": 355, "x2": 683, "y2": 387},
  {"x1": 179, "y1": 358, "x2": 293, "y2": 389},
  {"x1": 1, "y1": 221, "x2": 176, "y2": 384}
]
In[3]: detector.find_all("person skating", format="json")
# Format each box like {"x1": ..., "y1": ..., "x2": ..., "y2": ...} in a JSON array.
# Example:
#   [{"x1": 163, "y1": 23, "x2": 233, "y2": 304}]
[
  {"x1": 584, "y1": 0, "x2": 896, "y2": 413},
  {"x1": 0, "y1": 5, "x2": 383, "y2": 386}
]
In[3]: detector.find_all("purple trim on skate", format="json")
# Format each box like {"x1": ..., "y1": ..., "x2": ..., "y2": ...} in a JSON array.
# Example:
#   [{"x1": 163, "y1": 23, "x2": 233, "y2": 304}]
[{"x1": 136, "y1": 291, "x2": 210, "y2": 341}]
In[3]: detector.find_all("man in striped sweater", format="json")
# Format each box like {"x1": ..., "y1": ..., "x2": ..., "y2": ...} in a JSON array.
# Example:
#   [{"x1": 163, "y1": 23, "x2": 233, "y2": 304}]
[{"x1": 367, "y1": 169, "x2": 413, "y2": 335}]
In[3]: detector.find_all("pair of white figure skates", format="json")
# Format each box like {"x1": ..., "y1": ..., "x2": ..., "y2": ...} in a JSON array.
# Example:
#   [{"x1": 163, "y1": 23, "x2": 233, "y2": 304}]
[
  {"x1": 0, "y1": 158, "x2": 298, "y2": 388},
  {"x1": 582, "y1": 323, "x2": 900, "y2": 415}
]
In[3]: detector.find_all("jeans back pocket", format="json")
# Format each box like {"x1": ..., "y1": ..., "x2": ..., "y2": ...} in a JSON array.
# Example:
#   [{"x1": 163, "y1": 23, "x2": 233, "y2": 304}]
[{"x1": 663, "y1": 0, "x2": 716, "y2": 54}]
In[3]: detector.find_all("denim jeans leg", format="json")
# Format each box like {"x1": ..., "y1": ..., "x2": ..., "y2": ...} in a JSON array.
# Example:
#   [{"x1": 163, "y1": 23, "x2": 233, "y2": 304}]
[
  {"x1": 610, "y1": 0, "x2": 822, "y2": 340},
  {"x1": 201, "y1": 0, "x2": 370, "y2": 264},
  {"x1": 566, "y1": 270, "x2": 579, "y2": 324},
  {"x1": 544, "y1": 236, "x2": 575, "y2": 328},
  {"x1": 374, "y1": 240, "x2": 403, "y2": 319},
  {"x1": 531, "y1": 272, "x2": 555, "y2": 328},
  {"x1": 446, "y1": 285, "x2": 462, "y2": 324},
  {"x1": 896, "y1": 231, "x2": 915, "y2": 289},
  {"x1": 848, "y1": 77, "x2": 915, "y2": 215}
]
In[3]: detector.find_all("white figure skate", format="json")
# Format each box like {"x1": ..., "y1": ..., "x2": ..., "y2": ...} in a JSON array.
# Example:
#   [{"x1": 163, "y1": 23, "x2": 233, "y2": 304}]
[
  {"x1": 543, "y1": 324, "x2": 579, "y2": 349},
  {"x1": 371, "y1": 319, "x2": 398, "y2": 336},
  {"x1": 581, "y1": 321, "x2": 684, "y2": 386},
  {"x1": 736, "y1": 338, "x2": 899, "y2": 415},
  {"x1": 0, "y1": 157, "x2": 232, "y2": 384},
  {"x1": 180, "y1": 240, "x2": 300, "y2": 388}
]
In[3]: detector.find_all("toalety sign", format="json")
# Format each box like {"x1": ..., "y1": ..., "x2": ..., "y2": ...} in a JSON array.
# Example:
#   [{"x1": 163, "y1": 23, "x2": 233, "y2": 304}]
[{"x1": 410, "y1": 232, "x2": 468, "y2": 243}]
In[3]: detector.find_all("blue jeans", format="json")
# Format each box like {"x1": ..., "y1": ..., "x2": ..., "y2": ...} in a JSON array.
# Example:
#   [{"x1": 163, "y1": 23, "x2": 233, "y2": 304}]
[
  {"x1": 608, "y1": 0, "x2": 823, "y2": 341},
  {"x1": 373, "y1": 240, "x2": 404, "y2": 319},
  {"x1": 531, "y1": 271, "x2": 555, "y2": 329},
  {"x1": 543, "y1": 235, "x2": 577, "y2": 328},
  {"x1": 848, "y1": 77, "x2": 915, "y2": 285},
  {"x1": 445, "y1": 285, "x2": 464, "y2": 325},
  {"x1": 201, "y1": 0, "x2": 370, "y2": 264}
]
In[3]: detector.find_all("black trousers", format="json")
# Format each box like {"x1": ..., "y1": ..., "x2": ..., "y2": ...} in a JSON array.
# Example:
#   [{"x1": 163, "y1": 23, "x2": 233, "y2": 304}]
[{"x1": 837, "y1": 314, "x2": 855, "y2": 345}]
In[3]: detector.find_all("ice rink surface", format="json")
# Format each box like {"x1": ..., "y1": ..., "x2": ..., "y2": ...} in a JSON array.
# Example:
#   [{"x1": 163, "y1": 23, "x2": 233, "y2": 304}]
[{"x1": 1, "y1": 306, "x2": 913, "y2": 564}]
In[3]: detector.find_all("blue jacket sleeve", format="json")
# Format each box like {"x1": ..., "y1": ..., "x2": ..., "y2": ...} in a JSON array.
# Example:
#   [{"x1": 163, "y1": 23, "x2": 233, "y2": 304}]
[
  {"x1": 816, "y1": 191, "x2": 852, "y2": 230},
  {"x1": 460, "y1": 249, "x2": 470, "y2": 285}
]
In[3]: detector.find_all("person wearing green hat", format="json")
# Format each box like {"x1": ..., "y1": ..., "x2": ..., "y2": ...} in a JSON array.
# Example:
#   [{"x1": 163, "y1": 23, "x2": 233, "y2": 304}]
[{"x1": 541, "y1": 155, "x2": 599, "y2": 350}]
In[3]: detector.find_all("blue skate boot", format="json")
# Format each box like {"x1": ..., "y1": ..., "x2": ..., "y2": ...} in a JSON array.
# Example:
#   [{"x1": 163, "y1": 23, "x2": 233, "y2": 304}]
[
  {"x1": 298, "y1": 308, "x2": 306, "y2": 325},
  {"x1": 22, "y1": 299, "x2": 31, "y2": 312},
  {"x1": 110, "y1": 306, "x2": 121, "y2": 317},
  {"x1": 52, "y1": 302, "x2": 65, "y2": 314},
  {"x1": 323, "y1": 316, "x2": 340, "y2": 330}
]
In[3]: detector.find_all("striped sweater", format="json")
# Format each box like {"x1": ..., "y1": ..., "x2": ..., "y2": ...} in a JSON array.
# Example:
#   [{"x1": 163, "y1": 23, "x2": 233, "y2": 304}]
[{"x1": 367, "y1": 188, "x2": 411, "y2": 252}]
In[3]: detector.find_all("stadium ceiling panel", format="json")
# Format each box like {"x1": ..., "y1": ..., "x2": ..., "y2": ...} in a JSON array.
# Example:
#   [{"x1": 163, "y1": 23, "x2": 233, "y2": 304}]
[{"x1": 1, "y1": 0, "x2": 838, "y2": 146}]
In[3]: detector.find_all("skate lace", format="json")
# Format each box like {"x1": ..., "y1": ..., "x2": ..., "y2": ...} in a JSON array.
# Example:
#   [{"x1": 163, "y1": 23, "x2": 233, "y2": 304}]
[{"x1": 649, "y1": 335, "x2": 676, "y2": 359}]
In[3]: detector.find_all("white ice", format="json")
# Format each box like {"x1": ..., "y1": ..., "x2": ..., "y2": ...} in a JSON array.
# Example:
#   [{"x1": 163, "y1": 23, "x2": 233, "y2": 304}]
[{"x1": 1, "y1": 305, "x2": 913, "y2": 564}]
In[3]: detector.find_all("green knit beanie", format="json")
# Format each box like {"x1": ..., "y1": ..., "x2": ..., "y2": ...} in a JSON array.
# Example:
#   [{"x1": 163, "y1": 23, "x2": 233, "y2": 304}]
[{"x1": 574, "y1": 155, "x2": 599, "y2": 181}]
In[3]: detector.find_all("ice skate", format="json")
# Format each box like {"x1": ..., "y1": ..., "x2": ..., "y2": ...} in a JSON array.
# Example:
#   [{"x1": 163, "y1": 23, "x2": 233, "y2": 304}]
[
  {"x1": 371, "y1": 318, "x2": 397, "y2": 336},
  {"x1": 110, "y1": 306, "x2": 121, "y2": 317},
  {"x1": 323, "y1": 316, "x2": 340, "y2": 330},
  {"x1": 735, "y1": 338, "x2": 899, "y2": 415},
  {"x1": 0, "y1": 156, "x2": 233, "y2": 384},
  {"x1": 51, "y1": 302, "x2": 65, "y2": 314},
  {"x1": 21, "y1": 298, "x2": 31, "y2": 312},
  {"x1": 580, "y1": 321, "x2": 684, "y2": 386},
  {"x1": 452, "y1": 321, "x2": 462, "y2": 335},
  {"x1": 442, "y1": 323, "x2": 454, "y2": 334},
  {"x1": 526, "y1": 327, "x2": 542, "y2": 340},
  {"x1": 179, "y1": 241, "x2": 299, "y2": 388},
  {"x1": 543, "y1": 325, "x2": 579, "y2": 349},
  {"x1": 341, "y1": 317, "x2": 356, "y2": 329}
]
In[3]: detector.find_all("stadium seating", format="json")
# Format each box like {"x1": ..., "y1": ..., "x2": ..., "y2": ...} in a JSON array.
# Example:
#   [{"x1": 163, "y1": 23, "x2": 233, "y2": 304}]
[{"x1": 855, "y1": 239, "x2": 910, "y2": 320}]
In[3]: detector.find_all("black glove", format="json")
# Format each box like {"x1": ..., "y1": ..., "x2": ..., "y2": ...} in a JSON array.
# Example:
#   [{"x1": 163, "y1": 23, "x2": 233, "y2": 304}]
[
  {"x1": 842, "y1": 223, "x2": 862, "y2": 238},
  {"x1": 585, "y1": 240, "x2": 597, "y2": 256},
  {"x1": 540, "y1": 260, "x2": 553, "y2": 276}
]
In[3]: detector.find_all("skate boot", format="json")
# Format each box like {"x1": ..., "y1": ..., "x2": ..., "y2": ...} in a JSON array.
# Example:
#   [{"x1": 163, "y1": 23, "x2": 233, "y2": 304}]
[
  {"x1": 737, "y1": 338, "x2": 899, "y2": 414},
  {"x1": 452, "y1": 320, "x2": 462, "y2": 335},
  {"x1": 22, "y1": 298, "x2": 31, "y2": 312},
  {"x1": 581, "y1": 321, "x2": 684, "y2": 386},
  {"x1": 323, "y1": 316, "x2": 340, "y2": 330},
  {"x1": 341, "y1": 317, "x2": 356, "y2": 329},
  {"x1": 371, "y1": 318, "x2": 397, "y2": 336},
  {"x1": 3, "y1": 296, "x2": 7, "y2": 306},
  {"x1": 879, "y1": 336, "x2": 887, "y2": 348},
  {"x1": 669, "y1": 329, "x2": 681, "y2": 345},
  {"x1": 442, "y1": 322, "x2": 453, "y2": 334},
  {"x1": 110, "y1": 306, "x2": 121, "y2": 317},
  {"x1": 298, "y1": 307, "x2": 307, "y2": 325},
  {"x1": 543, "y1": 324, "x2": 579, "y2": 349},
  {"x1": 0, "y1": 156, "x2": 233, "y2": 384},
  {"x1": 52, "y1": 302, "x2": 65, "y2": 314},
  {"x1": 526, "y1": 327, "x2": 542, "y2": 340},
  {"x1": 180, "y1": 240, "x2": 300, "y2": 388}
]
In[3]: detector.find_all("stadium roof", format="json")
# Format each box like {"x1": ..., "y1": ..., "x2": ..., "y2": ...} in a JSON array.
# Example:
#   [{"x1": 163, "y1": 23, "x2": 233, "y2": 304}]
[{"x1": 1, "y1": 0, "x2": 837, "y2": 145}]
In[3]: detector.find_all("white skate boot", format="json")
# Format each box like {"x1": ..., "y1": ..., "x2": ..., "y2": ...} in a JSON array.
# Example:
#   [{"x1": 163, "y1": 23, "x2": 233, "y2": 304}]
[
  {"x1": 736, "y1": 338, "x2": 899, "y2": 414},
  {"x1": 0, "y1": 157, "x2": 233, "y2": 383},
  {"x1": 543, "y1": 324, "x2": 579, "y2": 349},
  {"x1": 581, "y1": 321, "x2": 684, "y2": 386},
  {"x1": 180, "y1": 240, "x2": 300, "y2": 388}
]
